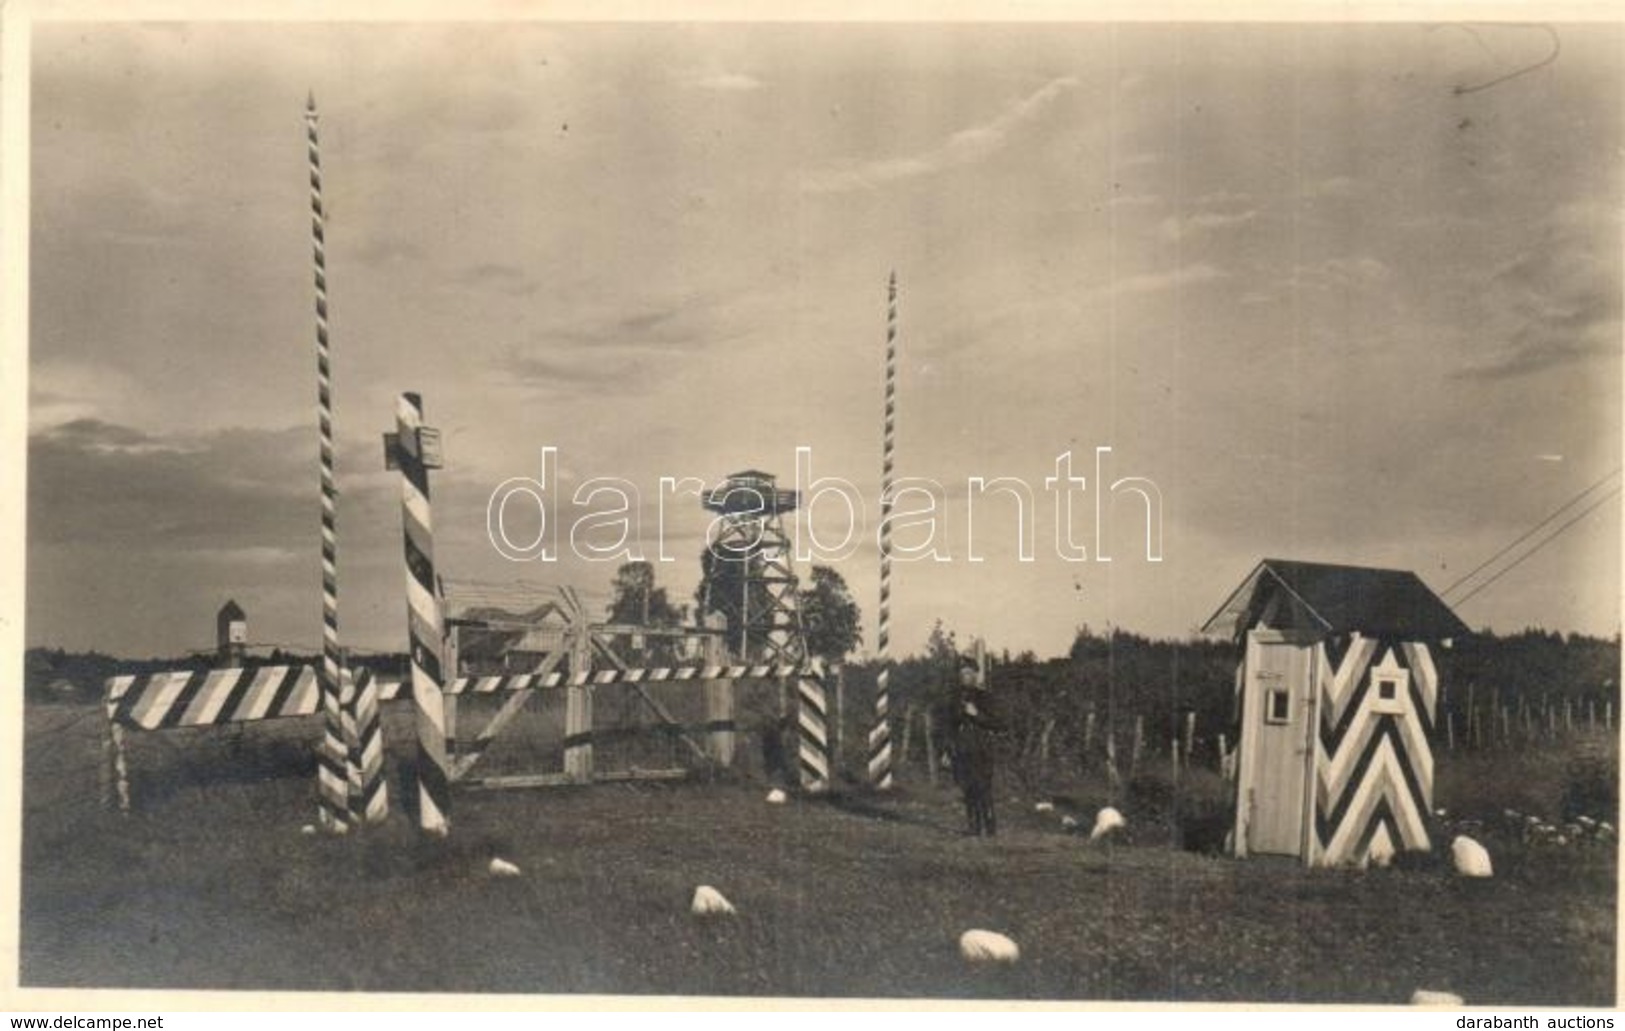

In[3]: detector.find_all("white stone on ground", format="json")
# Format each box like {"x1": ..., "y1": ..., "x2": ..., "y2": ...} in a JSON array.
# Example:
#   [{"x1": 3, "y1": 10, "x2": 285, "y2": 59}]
[
  {"x1": 300, "y1": 824, "x2": 317, "y2": 836},
  {"x1": 1411, "y1": 990, "x2": 1465, "y2": 1006},
  {"x1": 1060, "y1": 815, "x2": 1079, "y2": 830},
  {"x1": 765, "y1": 789, "x2": 787, "y2": 805},
  {"x1": 489, "y1": 857, "x2": 521, "y2": 877},
  {"x1": 1451, "y1": 835, "x2": 1493, "y2": 878},
  {"x1": 1091, "y1": 806, "x2": 1126, "y2": 840},
  {"x1": 959, "y1": 929, "x2": 1020, "y2": 963},
  {"x1": 1034, "y1": 801, "x2": 1054, "y2": 812},
  {"x1": 691, "y1": 885, "x2": 736, "y2": 916}
]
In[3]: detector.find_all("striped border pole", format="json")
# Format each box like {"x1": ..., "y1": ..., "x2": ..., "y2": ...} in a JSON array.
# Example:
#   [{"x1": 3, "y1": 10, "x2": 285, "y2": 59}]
[
  {"x1": 797, "y1": 674, "x2": 830, "y2": 791},
  {"x1": 103, "y1": 683, "x2": 131, "y2": 813},
  {"x1": 352, "y1": 667, "x2": 389, "y2": 823},
  {"x1": 868, "y1": 271, "x2": 898, "y2": 790},
  {"x1": 393, "y1": 392, "x2": 450, "y2": 835},
  {"x1": 306, "y1": 93, "x2": 351, "y2": 833},
  {"x1": 340, "y1": 657, "x2": 361, "y2": 815}
]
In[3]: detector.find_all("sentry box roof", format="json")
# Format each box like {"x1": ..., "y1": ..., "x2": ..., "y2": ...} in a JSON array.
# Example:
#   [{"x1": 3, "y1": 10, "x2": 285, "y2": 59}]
[{"x1": 1202, "y1": 558, "x2": 1470, "y2": 642}]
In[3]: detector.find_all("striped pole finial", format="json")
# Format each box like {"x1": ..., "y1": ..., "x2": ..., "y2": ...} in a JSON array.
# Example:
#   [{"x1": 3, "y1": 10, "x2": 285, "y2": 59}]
[
  {"x1": 307, "y1": 93, "x2": 351, "y2": 833},
  {"x1": 394, "y1": 392, "x2": 451, "y2": 835},
  {"x1": 868, "y1": 271, "x2": 898, "y2": 790}
]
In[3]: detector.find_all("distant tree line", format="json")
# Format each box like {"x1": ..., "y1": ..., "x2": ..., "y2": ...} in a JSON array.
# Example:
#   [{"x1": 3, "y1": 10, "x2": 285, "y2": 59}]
[{"x1": 828, "y1": 625, "x2": 1621, "y2": 786}]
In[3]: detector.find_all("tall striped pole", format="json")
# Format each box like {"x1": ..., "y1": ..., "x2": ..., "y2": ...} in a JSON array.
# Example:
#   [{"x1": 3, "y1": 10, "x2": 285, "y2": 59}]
[
  {"x1": 868, "y1": 271, "x2": 898, "y2": 790},
  {"x1": 391, "y1": 392, "x2": 450, "y2": 835},
  {"x1": 306, "y1": 93, "x2": 351, "y2": 833}
]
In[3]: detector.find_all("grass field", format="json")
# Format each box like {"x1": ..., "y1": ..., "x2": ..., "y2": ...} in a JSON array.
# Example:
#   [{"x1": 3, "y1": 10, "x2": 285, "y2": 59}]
[{"x1": 18, "y1": 701, "x2": 1617, "y2": 1004}]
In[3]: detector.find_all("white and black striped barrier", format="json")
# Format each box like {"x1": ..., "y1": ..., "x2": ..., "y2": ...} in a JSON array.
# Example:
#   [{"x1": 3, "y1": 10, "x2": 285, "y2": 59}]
[{"x1": 102, "y1": 660, "x2": 827, "y2": 820}]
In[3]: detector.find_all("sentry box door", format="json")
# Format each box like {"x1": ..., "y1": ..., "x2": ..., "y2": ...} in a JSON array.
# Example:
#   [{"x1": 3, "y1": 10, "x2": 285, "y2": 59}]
[{"x1": 1239, "y1": 631, "x2": 1317, "y2": 858}]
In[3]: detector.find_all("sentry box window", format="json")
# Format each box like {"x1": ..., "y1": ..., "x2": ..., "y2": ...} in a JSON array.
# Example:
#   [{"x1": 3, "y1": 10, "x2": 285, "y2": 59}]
[
  {"x1": 1265, "y1": 687, "x2": 1292, "y2": 725},
  {"x1": 1371, "y1": 669, "x2": 1409, "y2": 715}
]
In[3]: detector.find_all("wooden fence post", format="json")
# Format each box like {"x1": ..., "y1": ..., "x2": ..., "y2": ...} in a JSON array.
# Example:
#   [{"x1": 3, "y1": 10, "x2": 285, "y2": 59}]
[
  {"x1": 1467, "y1": 683, "x2": 1477, "y2": 750},
  {"x1": 703, "y1": 633, "x2": 734, "y2": 768},
  {"x1": 564, "y1": 625, "x2": 594, "y2": 782},
  {"x1": 832, "y1": 663, "x2": 845, "y2": 772},
  {"x1": 929, "y1": 702, "x2": 942, "y2": 783},
  {"x1": 1105, "y1": 729, "x2": 1120, "y2": 793},
  {"x1": 899, "y1": 705, "x2": 914, "y2": 769}
]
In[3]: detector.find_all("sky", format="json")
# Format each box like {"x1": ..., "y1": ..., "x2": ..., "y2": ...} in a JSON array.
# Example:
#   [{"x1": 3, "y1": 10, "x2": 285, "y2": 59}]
[{"x1": 19, "y1": 17, "x2": 1624, "y2": 660}]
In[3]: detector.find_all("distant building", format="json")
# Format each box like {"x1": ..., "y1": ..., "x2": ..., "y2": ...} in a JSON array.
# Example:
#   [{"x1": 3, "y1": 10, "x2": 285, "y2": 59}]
[{"x1": 216, "y1": 600, "x2": 247, "y2": 665}]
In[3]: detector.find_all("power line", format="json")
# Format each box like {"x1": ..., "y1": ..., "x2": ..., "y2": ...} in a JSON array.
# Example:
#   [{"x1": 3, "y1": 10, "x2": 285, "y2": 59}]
[
  {"x1": 1442, "y1": 467, "x2": 1621, "y2": 600},
  {"x1": 1453, "y1": 482, "x2": 1622, "y2": 609}
]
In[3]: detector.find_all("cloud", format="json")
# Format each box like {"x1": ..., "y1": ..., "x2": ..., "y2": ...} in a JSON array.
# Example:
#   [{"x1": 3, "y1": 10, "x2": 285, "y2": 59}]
[
  {"x1": 499, "y1": 351, "x2": 653, "y2": 391},
  {"x1": 1109, "y1": 193, "x2": 1162, "y2": 209},
  {"x1": 1301, "y1": 256, "x2": 1392, "y2": 289},
  {"x1": 802, "y1": 77, "x2": 1078, "y2": 194},
  {"x1": 1455, "y1": 327, "x2": 1618, "y2": 382},
  {"x1": 346, "y1": 234, "x2": 425, "y2": 268},
  {"x1": 455, "y1": 261, "x2": 538, "y2": 297},
  {"x1": 34, "y1": 418, "x2": 197, "y2": 457},
  {"x1": 27, "y1": 422, "x2": 321, "y2": 550},
  {"x1": 693, "y1": 71, "x2": 762, "y2": 92},
  {"x1": 493, "y1": 295, "x2": 751, "y2": 394},
  {"x1": 1193, "y1": 190, "x2": 1252, "y2": 206},
  {"x1": 1305, "y1": 175, "x2": 1358, "y2": 200},
  {"x1": 29, "y1": 360, "x2": 143, "y2": 430},
  {"x1": 517, "y1": 290, "x2": 764, "y2": 356},
  {"x1": 1111, "y1": 263, "x2": 1228, "y2": 295},
  {"x1": 1455, "y1": 208, "x2": 1621, "y2": 381},
  {"x1": 1159, "y1": 208, "x2": 1259, "y2": 242}
]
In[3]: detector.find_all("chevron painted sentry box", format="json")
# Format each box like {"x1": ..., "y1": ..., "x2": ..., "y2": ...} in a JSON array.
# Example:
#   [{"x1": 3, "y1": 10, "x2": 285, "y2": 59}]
[{"x1": 1203, "y1": 559, "x2": 1470, "y2": 868}]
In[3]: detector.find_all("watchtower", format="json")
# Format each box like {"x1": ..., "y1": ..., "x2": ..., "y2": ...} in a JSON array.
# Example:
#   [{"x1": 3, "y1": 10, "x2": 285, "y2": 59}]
[{"x1": 702, "y1": 470, "x2": 808, "y2": 666}]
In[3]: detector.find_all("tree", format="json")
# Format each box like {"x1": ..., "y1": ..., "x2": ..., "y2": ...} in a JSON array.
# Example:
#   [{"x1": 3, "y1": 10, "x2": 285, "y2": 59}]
[
  {"x1": 607, "y1": 561, "x2": 684, "y2": 627},
  {"x1": 606, "y1": 561, "x2": 686, "y2": 664},
  {"x1": 798, "y1": 565, "x2": 862, "y2": 666}
]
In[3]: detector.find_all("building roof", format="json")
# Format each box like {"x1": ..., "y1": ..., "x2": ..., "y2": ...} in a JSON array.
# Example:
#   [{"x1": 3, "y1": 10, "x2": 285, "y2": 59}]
[
  {"x1": 217, "y1": 599, "x2": 246, "y2": 620},
  {"x1": 1201, "y1": 558, "x2": 1470, "y2": 641}
]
